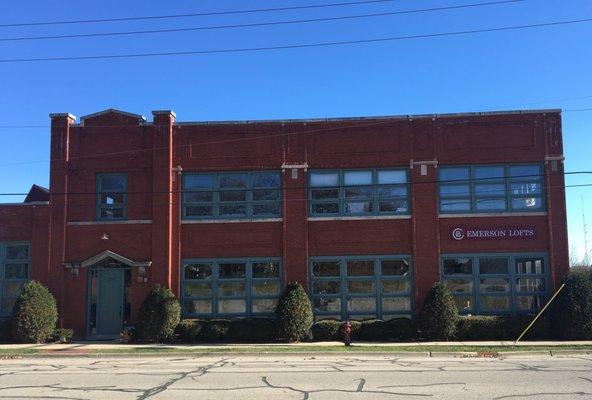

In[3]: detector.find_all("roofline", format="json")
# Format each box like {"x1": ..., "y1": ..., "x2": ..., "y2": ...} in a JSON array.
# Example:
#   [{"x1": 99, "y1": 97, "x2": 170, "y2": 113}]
[
  {"x1": 173, "y1": 108, "x2": 562, "y2": 126},
  {"x1": 79, "y1": 108, "x2": 146, "y2": 124}
]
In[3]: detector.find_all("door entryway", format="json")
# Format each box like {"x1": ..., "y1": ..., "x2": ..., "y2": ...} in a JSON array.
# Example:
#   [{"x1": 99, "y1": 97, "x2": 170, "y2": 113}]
[{"x1": 96, "y1": 268, "x2": 124, "y2": 336}]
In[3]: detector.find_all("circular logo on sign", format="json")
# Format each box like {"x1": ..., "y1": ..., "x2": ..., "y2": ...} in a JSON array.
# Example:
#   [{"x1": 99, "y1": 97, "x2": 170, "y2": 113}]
[{"x1": 452, "y1": 228, "x2": 465, "y2": 241}]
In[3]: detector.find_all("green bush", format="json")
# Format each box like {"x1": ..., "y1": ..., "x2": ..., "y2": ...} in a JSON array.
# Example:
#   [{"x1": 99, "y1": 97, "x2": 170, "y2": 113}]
[
  {"x1": 311, "y1": 320, "x2": 342, "y2": 341},
  {"x1": 456, "y1": 315, "x2": 550, "y2": 340},
  {"x1": 175, "y1": 318, "x2": 276, "y2": 342},
  {"x1": 135, "y1": 285, "x2": 181, "y2": 342},
  {"x1": 419, "y1": 283, "x2": 459, "y2": 341},
  {"x1": 0, "y1": 319, "x2": 11, "y2": 343},
  {"x1": 49, "y1": 328, "x2": 74, "y2": 343},
  {"x1": 356, "y1": 319, "x2": 388, "y2": 341},
  {"x1": 176, "y1": 319, "x2": 205, "y2": 342},
  {"x1": 311, "y1": 318, "x2": 416, "y2": 342},
  {"x1": 387, "y1": 318, "x2": 417, "y2": 341},
  {"x1": 275, "y1": 282, "x2": 313, "y2": 342},
  {"x1": 551, "y1": 269, "x2": 592, "y2": 339},
  {"x1": 11, "y1": 281, "x2": 58, "y2": 343},
  {"x1": 229, "y1": 318, "x2": 276, "y2": 342}
]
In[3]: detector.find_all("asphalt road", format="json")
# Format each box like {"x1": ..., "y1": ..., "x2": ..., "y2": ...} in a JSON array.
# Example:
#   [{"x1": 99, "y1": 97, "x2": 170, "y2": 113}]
[{"x1": 0, "y1": 353, "x2": 591, "y2": 399}]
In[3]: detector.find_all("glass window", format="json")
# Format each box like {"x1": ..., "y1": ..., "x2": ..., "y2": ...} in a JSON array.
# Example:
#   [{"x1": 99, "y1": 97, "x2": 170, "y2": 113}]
[
  {"x1": 310, "y1": 169, "x2": 409, "y2": 216},
  {"x1": 96, "y1": 174, "x2": 127, "y2": 220},
  {"x1": 181, "y1": 259, "x2": 281, "y2": 317},
  {"x1": 183, "y1": 171, "x2": 281, "y2": 219},
  {"x1": 1, "y1": 243, "x2": 30, "y2": 316},
  {"x1": 441, "y1": 254, "x2": 549, "y2": 316},
  {"x1": 310, "y1": 256, "x2": 412, "y2": 320},
  {"x1": 439, "y1": 164, "x2": 544, "y2": 214}
]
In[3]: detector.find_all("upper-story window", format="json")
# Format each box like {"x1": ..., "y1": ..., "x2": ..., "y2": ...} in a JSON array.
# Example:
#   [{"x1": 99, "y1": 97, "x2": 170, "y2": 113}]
[
  {"x1": 96, "y1": 174, "x2": 127, "y2": 220},
  {"x1": 0, "y1": 242, "x2": 30, "y2": 316},
  {"x1": 182, "y1": 171, "x2": 282, "y2": 220},
  {"x1": 309, "y1": 169, "x2": 409, "y2": 217},
  {"x1": 438, "y1": 164, "x2": 544, "y2": 213}
]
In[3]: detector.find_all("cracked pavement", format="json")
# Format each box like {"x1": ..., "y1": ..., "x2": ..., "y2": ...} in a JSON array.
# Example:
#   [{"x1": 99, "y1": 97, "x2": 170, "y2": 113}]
[{"x1": 0, "y1": 354, "x2": 591, "y2": 399}]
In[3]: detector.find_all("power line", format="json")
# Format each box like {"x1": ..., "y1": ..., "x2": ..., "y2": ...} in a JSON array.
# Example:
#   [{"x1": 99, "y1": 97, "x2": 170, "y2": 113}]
[
  {"x1": 0, "y1": 0, "x2": 399, "y2": 28},
  {"x1": 0, "y1": 1, "x2": 523, "y2": 43},
  {"x1": 1, "y1": 17, "x2": 591, "y2": 63}
]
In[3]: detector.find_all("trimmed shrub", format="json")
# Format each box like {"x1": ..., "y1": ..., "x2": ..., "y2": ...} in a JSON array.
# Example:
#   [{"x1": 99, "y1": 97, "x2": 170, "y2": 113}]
[
  {"x1": 456, "y1": 315, "x2": 550, "y2": 341},
  {"x1": 0, "y1": 319, "x2": 11, "y2": 343},
  {"x1": 387, "y1": 318, "x2": 416, "y2": 341},
  {"x1": 419, "y1": 283, "x2": 459, "y2": 341},
  {"x1": 175, "y1": 318, "x2": 276, "y2": 342},
  {"x1": 551, "y1": 269, "x2": 592, "y2": 339},
  {"x1": 49, "y1": 328, "x2": 74, "y2": 343},
  {"x1": 356, "y1": 319, "x2": 388, "y2": 341},
  {"x1": 11, "y1": 281, "x2": 57, "y2": 343},
  {"x1": 275, "y1": 282, "x2": 313, "y2": 342},
  {"x1": 135, "y1": 285, "x2": 181, "y2": 342},
  {"x1": 311, "y1": 318, "x2": 416, "y2": 342},
  {"x1": 312, "y1": 320, "x2": 342, "y2": 341},
  {"x1": 229, "y1": 318, "x2": 276, "y2": 342},
  {"x1": 202, "y1": 319, "x2": 231, "y2": 341}
]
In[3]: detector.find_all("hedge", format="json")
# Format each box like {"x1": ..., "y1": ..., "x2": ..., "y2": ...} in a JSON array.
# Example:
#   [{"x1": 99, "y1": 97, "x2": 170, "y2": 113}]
[
  {"x1": 0, "y1": 319, "x2": 11, "y2": 343},
  {"x1": 176, "y1": 318, "x2": 276, "y2": 342},
  {"x1": 311, "y1": 318, "x2": 415, "y2": 342},
  {"x1": 11, "y1": 280, "x2": 58, "y2": 343},
  {"x1": 456, "y1": 315, "x2": 550, "y2": 341},
  {"x1": 550, "y1": 269, "x2": 592, "y2": 340}
]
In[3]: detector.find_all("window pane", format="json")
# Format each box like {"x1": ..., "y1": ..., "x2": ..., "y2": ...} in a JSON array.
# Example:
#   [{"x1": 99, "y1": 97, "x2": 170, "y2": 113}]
[
  {"x1": 3, "y1": 281, "x2": 24, "y2": 297},
  {"x1": 252, "y1": 281, "x2": 280, "y2": 296},
  {"x1": 101, "y1": 193, "x2": 124, "y2": 205},
  {"x1": 443, "y1": 258, "x2": 473, "y2": 275},
  {"x1": 310, "y1": 172, "x2": 338, "y2": 187},
  {"x1": 382, "y1": 297, "x2": 411, "y2": 312},
  {"x1": 100, "y1": 206, "x2": 124, "y2": 219},
  {"x1": 440, "y1": 185, "x2": 470, "y2": 197},
  {"x1": 512, "y1": 197, "x2": 542, "y2": 210},
  {"x1": 185, "y1": 205, "x2": 213, "y2": 217},
  {"x1": 311, "y1": 188, "x2": 338, "y2": 200},
  {"x1": 344, "y1": 171, "x2": 372, "y2": 186},
  {"x1": 344, "y1": 186, "x2": 372, "y2": 199},
  {"x1": 253, "y1": 203, "x2": 280, "y2": 216},
  {"x1": 378, "y1": 186, "x2": 407, "y2": 197},
  {"x1": 185, "y1": 264, "x2": 212, "y2": 280},
  {"x1": 218, "y1": 282, "x2": 246, "y2": 297},
  {"x1": 347, "y1": 280, "x2": 375, "y2": 294},
  {"x1": 184, "y1": 175, "x2": 214, "y2": 190},
  {"x1": 218, "y1": 299, "x2": 246, "y2": 314},
  {"x1": 516, "y1": 295, "x2": 546, "y2": 311},
  {"x1": 252, "y1": 173, "x2": 280, "y2": 188},
  {"x1": 475, "y1": 198, "x2": 506, "y2": 211},
  {"x1": 347, "y1": 297, "x2": 375, "y2": 312},
  {"x1": 475, "y1": 183, "x2": 505, "y2": 197},
  {"x1": 344, "y1": 202, "x2": 373, "y2": 214},
  {"x1": 440, "y1": 199, "x2": 471, "y2": 212},
  {"x1": 440, "y1": 167, "x2": 469, "y2": 182},
  {"x1": 474, "y1": 166, "x2": 505, "y2": 180},
  {"x1": 515, "y1": 258, "x2": 545, "y2": 274},
  {"x1": 185, "y1": 191, "x2": 213, "y2": 202},
  {"x1": 509, "y1": 165, "x2": 541, "y2": 178},
  {"x1": 6, "y1": 245, "x2": 28, "y2": 260},
  {"x1": 220, "y1": 190, "x2": 246, "y2": 202},
  {"x1": 479, "y1": 278, "x2": 510, "y2": 293},
  {"x1": 100, "y1": 175, "x2": 126, "y2": 191},
  {"x1": 311, "y1": 203, "x2": 339, "y2": 214},
  {"x1": 219, "y1": 174, "x2": 247, "y2": 189},
  {"x1": 381, "y1": 260, "x2": 410, "y2": 276},
  {"x1": 252, "y1": 262, "x2": 280, "y2": 278},
  {"x1": 445, "y1": 279, "x2": 473, "y2": 294},
  {"x1": 313, "y1": 281, "x2": 341, "y2": 295},
  {"x1": 378, "y1": 170, "x2": 406, "y2": 184},
  {"x1": 347, "y1": 260, "x2": 374, "y2": 276},
  {"x1": 219, "y1": 204, "x2": 247, "y2": 216},
  {"x1": 219, "y1": 263, "x2": 246, "y2": 279},
  {"x1": 511, "y1": 182, "x2": 542, "y2": 195},
  {"x1": 4, "y1": 264, "x2": 28, "y2": 279},
  {"x1": 453, "y1": 296, "x2": 474, "y2": 312},
  {"x1": 381, "y1": 280, "x2": 409, "y2": 294},
  {"x1": 313, "y1": 261, "x2": 340, "y2": 277},
  {"x1": 253, "y1": 189, "x2": 280, "y2": 201},
  {"x1": 184, "y1": 300, "x2": 212, "y2": 314},
  {"x1": 379, "y1": 200, "x2": 408, "y2": 213},
  {"x1": 184, "y1": 282, "x2": 212, "y2": 297},
  {"x1": 1, "y1": 298, "x2": 16, "y2": 314},
  {"x1": 480, "y1": 296, "x2": 510, "y2": 311},
  {"x1": 479, "y1": 257, "x2": 509, "y2": 274},
  {"x1": 314, "y1": 297, "x2": 341, "y2": 312},
  {"x1": 252, "y1": 298, "x2": 278, "y2": 313},
  {"x1": 516, "y1": 278, "x2": 546, "y2": 292}
]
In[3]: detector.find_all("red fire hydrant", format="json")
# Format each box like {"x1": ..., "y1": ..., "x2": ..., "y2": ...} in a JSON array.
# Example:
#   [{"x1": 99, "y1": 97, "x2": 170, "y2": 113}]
[{"x1": 343, "y1": 320, "x2": 352, "y2": 347}]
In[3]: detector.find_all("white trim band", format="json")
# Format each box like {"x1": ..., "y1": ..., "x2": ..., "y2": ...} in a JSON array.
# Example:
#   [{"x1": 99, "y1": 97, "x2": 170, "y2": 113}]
[
  {"x1": 182, "y1": 218, "x2": 282, "y2": 224},
  {"x1": 439, "y1": 212, "x2": 548, "y2": 218},
  {"x1": 308, "y1": 215, "x2": 412, "y2": 221},
  {"x1": 67, "y1": 220, "x2": 153, "y2": 226}
]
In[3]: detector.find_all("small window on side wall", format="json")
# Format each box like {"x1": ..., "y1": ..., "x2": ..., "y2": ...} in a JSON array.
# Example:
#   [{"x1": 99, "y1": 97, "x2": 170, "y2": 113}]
[{"x1": 96, "y1": 174, "x2": 127, "y2": 220}]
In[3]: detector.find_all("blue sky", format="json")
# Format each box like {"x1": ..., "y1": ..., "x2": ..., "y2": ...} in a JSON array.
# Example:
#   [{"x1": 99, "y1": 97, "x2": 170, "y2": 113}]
[{"x1": 0, "y1": 0, "x2": 591, "y2": 261}]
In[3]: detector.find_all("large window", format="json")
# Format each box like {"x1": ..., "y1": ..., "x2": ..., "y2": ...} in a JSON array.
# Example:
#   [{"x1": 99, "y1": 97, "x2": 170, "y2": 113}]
[
  {"x1": 182, "y1": 259, "x2": 282, "y2": 317},
  {"x1": 441, "y1": 253, "x2": 549, "y2": 315},
  {"x1": 439, "y1": 164, "x2": 544, "y2": 213},
  {"x1": 183, "y1": 171, "x2": 281, "y2": 219},
  {"x1": 96, "y1": 174, "x2": 127, "y2": 220},
  {"x1": 310, "y1": 256, "x2": 412, "y2": 320},
  {"x1": 309, "y1": 169, "x2": 409, "y2": 217},
  {"x1": 0, "y1": 242, "x2": 30, "y2": 316}
]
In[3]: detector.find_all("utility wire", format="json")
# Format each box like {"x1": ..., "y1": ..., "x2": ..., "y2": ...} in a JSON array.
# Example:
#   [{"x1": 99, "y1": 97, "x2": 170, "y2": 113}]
[
  {"x1": 0, "y1": 1, "x2": 523, "y2": 43},
  {"x1": 0, "y1": 0, "x2": 400, "y2": 28},
  {"x1": 1, "y1": 17, "x2": 591, "y2": 63}
]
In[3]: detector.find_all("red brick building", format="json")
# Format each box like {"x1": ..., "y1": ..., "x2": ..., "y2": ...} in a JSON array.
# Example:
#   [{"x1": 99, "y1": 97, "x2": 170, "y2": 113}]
[{"x1": 0, "y1": 108, "x2": 568, "y2": 338}]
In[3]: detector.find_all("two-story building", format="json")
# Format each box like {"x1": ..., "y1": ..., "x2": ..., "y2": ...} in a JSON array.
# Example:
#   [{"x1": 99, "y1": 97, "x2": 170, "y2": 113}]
[{"x1": 0, "y1": 108, "x2": 568, "y2": 338}]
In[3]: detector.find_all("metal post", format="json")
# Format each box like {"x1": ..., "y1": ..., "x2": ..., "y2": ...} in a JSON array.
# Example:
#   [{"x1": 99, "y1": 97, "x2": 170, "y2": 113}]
[{"x1": 515, "y1": 283, "x2": 566, "y2": 343}]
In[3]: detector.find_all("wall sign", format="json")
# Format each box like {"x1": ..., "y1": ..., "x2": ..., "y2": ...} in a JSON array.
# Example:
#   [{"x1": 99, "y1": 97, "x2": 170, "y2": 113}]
[{"x1": 451, "y1": 227, "x2": 536, "y2": 241}]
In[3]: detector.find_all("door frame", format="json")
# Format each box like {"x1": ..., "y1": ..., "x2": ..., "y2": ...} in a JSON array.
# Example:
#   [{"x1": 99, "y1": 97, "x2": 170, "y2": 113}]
[{"x1": 86, "y1": 266, "x2": 128, "y2": 338}]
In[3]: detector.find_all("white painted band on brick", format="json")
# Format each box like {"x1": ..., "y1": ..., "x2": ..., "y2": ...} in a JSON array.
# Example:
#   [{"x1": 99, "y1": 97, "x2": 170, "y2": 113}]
[
  {"x1": 308, "y1": 215, "x2": 412, "y2": 221},
  {"x1": 0, "y1": 201, "x2": 49, "y2": 206},
  {"x1": 67, "y1": 220, "x2": 153, "y2": 226},
  {"x1": 439, "y1": 212, "x2": 548, "y2": 218},
  {"x1": 182, "y1": 218, "x2": 282, "y2": 224}
]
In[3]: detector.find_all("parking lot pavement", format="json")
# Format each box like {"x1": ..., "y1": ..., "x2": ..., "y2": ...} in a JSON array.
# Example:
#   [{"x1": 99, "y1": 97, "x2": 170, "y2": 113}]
[{"x1": 0, "y1": 353, "x2": 591, "y2": 399}]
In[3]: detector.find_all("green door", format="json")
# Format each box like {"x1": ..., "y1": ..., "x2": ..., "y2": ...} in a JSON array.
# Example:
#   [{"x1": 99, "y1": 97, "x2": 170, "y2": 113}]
[{"x1": 97, "y1": 269, "x2": 124, "y2": 336}]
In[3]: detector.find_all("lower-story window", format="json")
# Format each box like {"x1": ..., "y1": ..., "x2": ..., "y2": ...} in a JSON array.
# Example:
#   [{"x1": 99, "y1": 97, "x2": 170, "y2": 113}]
[
  {"x1": 182, "y1": 258, "x2": 282, "y2": 317},
  {"x1": 310, "y1": 256, "x2": 412, "y2": 320},
  {"x1": 0, "y1": 242, "x2": 30, "y2": 316},
  {"x1": 441, "y1": 253, "x2": 549, "y2": 315}
]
